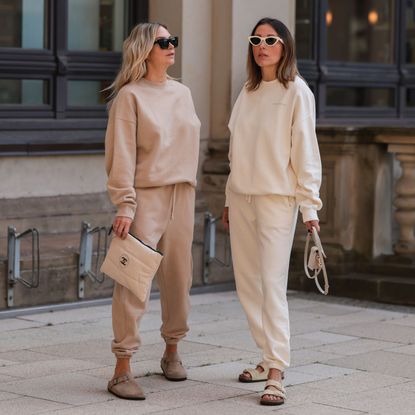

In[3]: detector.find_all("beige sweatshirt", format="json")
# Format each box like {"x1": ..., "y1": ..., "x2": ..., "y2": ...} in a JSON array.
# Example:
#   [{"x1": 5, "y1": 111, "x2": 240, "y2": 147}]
[
  {"x1": 105, "y1": 78, "x2": 201, "y2": 219},
  {"x1": 225, "y1": 76, "x2": 322, "y2": 222}
]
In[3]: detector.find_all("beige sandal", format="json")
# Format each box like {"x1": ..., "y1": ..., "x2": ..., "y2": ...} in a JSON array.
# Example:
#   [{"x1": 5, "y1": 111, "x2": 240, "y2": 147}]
[
  {"x1": 107, "y1": 373, "x2": 145, "y2": 400},
  {"x1": 239, "y1": 363, "x2": 285, "y2": 383},
  {"x1": 260, "y1": 379, "x2": 286, "y2": 406},
  {"x1": 239, "y1": 363, "x2": 269, "y2": 383}
]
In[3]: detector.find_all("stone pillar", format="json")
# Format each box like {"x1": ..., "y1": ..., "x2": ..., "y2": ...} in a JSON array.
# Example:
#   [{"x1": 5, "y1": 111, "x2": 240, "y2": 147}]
[{"x1": 388, "y1": 144, "x2": 415, "y2": 254}]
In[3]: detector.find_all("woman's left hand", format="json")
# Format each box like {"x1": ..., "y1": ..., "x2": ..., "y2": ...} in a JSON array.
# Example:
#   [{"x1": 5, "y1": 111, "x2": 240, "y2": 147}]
[{"x1": 305, "y1": 220, "x2": 320, "y2": 233}]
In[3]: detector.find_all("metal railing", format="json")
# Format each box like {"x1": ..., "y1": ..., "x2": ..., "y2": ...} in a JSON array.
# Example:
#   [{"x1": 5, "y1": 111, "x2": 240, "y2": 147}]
[
  {"x1": 7, "y1": 226, "x2": 40, "y2": 307},
  {"x1": 203, "y1": 212, "x2": 231, "y2": 284},
  {"x1": 78, "y1": 221, "x2": 108, "y2": 298}
]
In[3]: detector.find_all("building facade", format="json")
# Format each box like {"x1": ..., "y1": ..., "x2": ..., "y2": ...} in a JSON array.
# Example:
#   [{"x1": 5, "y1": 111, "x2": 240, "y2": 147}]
[{"x1": 0, "y1": 0, "x2": 414, "y2": 309}]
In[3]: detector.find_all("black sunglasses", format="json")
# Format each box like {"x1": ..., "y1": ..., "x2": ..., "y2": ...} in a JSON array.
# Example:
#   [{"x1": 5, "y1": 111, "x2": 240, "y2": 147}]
[{"x1": 154, "y1": 36, "x2": 179, "y2": 49}]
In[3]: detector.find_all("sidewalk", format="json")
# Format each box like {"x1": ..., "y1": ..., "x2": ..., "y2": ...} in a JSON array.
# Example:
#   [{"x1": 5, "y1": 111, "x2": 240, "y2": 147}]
[{"x1": 0, "y1": 290, "x2": 414, "y2": 415}]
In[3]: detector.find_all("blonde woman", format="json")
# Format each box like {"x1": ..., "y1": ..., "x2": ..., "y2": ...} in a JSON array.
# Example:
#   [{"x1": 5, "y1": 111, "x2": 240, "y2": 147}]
[
  {"x1": 222, "y1": 18, "x2": 322, "y2": 406},
  {"x1": 105, "y1": 23, "x2": 200, "y2": 400}
]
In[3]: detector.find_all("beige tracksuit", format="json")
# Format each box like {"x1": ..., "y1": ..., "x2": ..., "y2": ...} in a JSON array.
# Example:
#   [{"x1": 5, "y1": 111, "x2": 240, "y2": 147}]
[
  {"x1": 105, "y1": 78, "x2": 200, "y2": 357},
  {"x1": 226, "y1": 76, "x2": 322, "y2": 370}
]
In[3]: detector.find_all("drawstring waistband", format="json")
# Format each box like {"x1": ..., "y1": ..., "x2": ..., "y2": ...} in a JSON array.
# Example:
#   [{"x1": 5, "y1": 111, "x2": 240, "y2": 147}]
[{"x1": 170, "y1": 184, "x2": 177, "y2": 220}]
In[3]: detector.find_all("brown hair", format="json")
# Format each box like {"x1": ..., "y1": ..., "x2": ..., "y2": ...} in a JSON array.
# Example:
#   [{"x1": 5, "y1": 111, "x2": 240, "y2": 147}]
[{"x1": 246, "y1": 17, "x2": 298, "y2": 91}]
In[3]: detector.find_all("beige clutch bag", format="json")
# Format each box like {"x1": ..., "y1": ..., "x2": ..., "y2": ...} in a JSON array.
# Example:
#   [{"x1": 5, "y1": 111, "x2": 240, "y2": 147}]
[{"x1": 100, "y1": 231, "x2": 163, "y2": 302}]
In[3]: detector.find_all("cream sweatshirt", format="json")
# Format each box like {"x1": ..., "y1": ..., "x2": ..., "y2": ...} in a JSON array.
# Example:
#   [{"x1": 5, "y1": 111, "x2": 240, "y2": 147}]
[
  {"x1": 105, "y1": 78, "x2": 201, "y2": 219},
  {"x1": 225, "y1": 76, "x2": 322, "y2": 222}
]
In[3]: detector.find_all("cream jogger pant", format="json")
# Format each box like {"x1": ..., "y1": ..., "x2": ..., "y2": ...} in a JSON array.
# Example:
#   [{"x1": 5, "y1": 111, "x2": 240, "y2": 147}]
[
  {"x1": 228, "y1": 190, "x2": 298, "y2": 371},
  {"x1": 111, "y1": 183, "x2": 195, "y2": 358}
]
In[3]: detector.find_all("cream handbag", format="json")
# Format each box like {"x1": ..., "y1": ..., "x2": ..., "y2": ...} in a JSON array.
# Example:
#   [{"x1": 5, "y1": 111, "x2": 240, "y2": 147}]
[
  {"x1": 100, "y1": 230, "x2": 163, "y2": 302},
  {"x1": 304, "y1": 227, "x2": 329, "y2": 295}
]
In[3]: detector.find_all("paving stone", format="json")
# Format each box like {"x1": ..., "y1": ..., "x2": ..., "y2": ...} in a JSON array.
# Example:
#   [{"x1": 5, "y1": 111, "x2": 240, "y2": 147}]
[
  {"x1": 287, "y1": 298, "x2": 323, "y2": 310},
  {"x1": 0, "y1": 318, "x2": 45, "y2": 331},
  {"x1": 326, "y1": 321, "x2": 415, "y2": 344},
  {"x1": 241, "y1": 348, "x2": 341, "y2": 369},
  {"x1": 144, "y1": 382, "x2": 249, "y2": 410},
  {"x1": 292, "y1": 331, "x2": 357, "y2": 350},
  {"x1": 0, "y1": 396, "x2": 70, "y2": 414},
  {"x1": 185, "y1": 318, "x2": 249, "y2": 340},
  {"x1": 149, "y1": 398, "x2": 281, "y2": 415},
  {"x1": 0, "y1": 350, "x2": 53, "y2": 363},
  {"x1": 305, "y1": 371, "x2": 409, "y2": 394},
  {"x1": 28, "y1": 338, "x2": 114, "y2": 365},
  {"x1": 137, "y1": 375, "x2": 201, "y2": 392},
  {"x1": 187, "y1": 361, "x2": 264, "y2": 392},
  {"x1": 0, "y1": 390, "x2": 22, "y2": 401},
  {"x1": 0, "y1": 290, "x2": 413, "y2": 414},
  {"x1": 0, "y1": 373, "x2": 22, "y2": 382},
  {"x1": 35, "y1": 399, "x2": 165, "y2": 415},
  {"x1": 190, "y1": 302, "x2": 247, "y2": 320},
  {"x1": 389, "y1": 380, "x2": 415, "y2": 393},
  {"x1": 325, "y1": 350, "x2": 415, "y2": 379},
  {"x1": 0, "y1": 322, "x2": 111, "y2": 353},
  {"x1": 0, "y1": 358, "x2": 17, "y2": 367},
  {"x1": 296, "y1": 303, "x2": 362, "y2": 316},
  {"x1": 291, "y1": 363, "x2": 356, "y2": 378},
  {"x1": 313, "y1": 338, "x2": 402, "y2": 356},
  {"x1": 315, "y1": 386, "x2": 415, "y2": 415},
  {"x1": 190, "y1": 291, "x2": 239, "y2": 306},
  {"x1": 282, "y1": 402, "x2": 367, "y2": 415},
  {"x1": 389, "y1": 315, "x2": 415, "y2": 327},
  {"x1": 0, "y1": 358, "x2": 103, "y2": 379},
  {"x1": 18, "y1": 305, "x2": 111, "y2": 325},
  {"x1": 388, "y1": 344, "x2": 415, "y2": 355},
  {"x1": 185, "y1": 329, "x2": 258, "y2": 351},
  {"x1": 0, "y1": 373, "x2": 112, "y2": 405},
  {"x1": 290, "y1": 349, "x2": 342, "y2": 366},
  {"x1": 282, "y1": 383, "x2": 350, "y2": 407}
]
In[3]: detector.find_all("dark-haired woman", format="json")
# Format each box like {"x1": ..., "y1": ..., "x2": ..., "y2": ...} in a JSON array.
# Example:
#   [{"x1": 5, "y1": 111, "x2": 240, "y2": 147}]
[{"x1": 222, "y1": 18, "x2": 322, "y2": 406}]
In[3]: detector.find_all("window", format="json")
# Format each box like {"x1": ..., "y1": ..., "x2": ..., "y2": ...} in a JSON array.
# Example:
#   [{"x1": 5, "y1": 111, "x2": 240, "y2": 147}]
[
  {"x1": 407, "y1": 0, "x2": 415, "y2": 63},
  {"x1": 0, "y1": 0, "x2": 148, "y2": 154},
  {"x1": 0, "y1": 0, "x2": 48, "y2": 49},
  {"x1": 327, "y1": 0, "x2": 394, "y2": 64},
  {"x1": 295, "y1": 0, "x2": 315, "y2": 60},
  {"x1": 67, "y1": 0, "x2": 126, "y2": 52},
  {"x1": 295, "y1": 0, "x2": 415, "y2": 123}
]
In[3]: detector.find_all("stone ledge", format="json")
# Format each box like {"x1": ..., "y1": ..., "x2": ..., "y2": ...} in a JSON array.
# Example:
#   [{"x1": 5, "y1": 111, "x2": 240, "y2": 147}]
[{"x1": 288, "y1": 271, "x2": 415, "y2": 307}]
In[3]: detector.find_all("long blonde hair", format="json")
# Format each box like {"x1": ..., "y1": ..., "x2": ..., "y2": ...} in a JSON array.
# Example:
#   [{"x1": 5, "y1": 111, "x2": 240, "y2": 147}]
[{"x1": 107, "y1": 22, "x2": 166, "y2": 104}]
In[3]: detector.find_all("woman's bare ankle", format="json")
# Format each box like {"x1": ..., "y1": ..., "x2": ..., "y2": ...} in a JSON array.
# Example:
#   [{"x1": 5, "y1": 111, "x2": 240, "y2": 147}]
[
  {"x1": 268, "y1": 368, "x2": 282, "y2": 381},
  {"x1": 113, "y1": 357, "x2": 131, "y2": 378},
  {"x1": 164, "y1": 343, "x2": 178, "y2": 356}
]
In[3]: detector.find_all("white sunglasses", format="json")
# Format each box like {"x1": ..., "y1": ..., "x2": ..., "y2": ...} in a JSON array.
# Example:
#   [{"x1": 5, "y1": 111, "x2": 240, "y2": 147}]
[{"x1": 248, "y1": 36, "x2": 284, "y2": 47}]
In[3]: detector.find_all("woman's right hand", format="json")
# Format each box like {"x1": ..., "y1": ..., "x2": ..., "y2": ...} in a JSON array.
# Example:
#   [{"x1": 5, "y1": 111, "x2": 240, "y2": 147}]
[
  {"x1": 222, "y1": 207, "x2": 229, "y2": 232},
  {"x1": 112, "y1": 216, "x2": 132, "y2": 239}
]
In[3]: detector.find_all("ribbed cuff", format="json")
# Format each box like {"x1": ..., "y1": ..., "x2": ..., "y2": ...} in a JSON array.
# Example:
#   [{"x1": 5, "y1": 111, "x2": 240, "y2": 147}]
[
  {"x1": 116, "y1": 204, "x2": 136, "y2": 220},
  {"x1": 301, "y1": 207, "x2": 319, "y2": 223}
]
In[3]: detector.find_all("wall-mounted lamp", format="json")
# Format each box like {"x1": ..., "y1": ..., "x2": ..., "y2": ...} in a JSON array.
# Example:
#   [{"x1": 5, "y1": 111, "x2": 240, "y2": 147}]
[
  {"x1": 368, "y1": 10, "x2": 379, "y2": 25},
  {"x1": 326, "y1": 10, "x2": 333, "y2": 26}
]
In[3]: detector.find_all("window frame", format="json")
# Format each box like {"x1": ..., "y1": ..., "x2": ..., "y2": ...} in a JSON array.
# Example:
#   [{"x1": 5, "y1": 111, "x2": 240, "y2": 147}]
[
  {"x1": 0, "y1": 0, "x2": 148, "y2": 155},
  {"x1": 296, "y1": 0, "x2": 415, "y2": 125}
]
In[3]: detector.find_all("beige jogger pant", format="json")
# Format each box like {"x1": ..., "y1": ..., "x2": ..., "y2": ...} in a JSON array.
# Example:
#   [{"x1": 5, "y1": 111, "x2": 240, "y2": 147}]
[
  {"x1": 111, "y1": 182, "x2": 195, "y2": 358},
  {"x1": 228, "y1": 190, "x2": 298, "y2": 371}
]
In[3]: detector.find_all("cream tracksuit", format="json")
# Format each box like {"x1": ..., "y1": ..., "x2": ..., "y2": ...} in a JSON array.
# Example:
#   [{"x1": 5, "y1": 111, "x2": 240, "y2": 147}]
[
  {"x1": 105, "y1": 78, "x2": 200, "y2": 357},
  {"x1": 226, "y1": 76, "x2": 322, "y2": 370}
]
